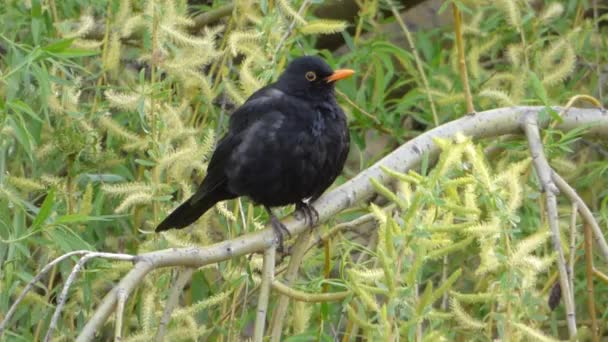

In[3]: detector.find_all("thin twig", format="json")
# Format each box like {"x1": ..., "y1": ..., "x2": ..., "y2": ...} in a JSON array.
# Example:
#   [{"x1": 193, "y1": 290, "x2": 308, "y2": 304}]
[
  {"x1": 192, "y1": 3, "x2": 234, "y2": 30},
  {"x1": 0, "y1": 250, "x2": 91, "y2": 334},
  {"x1": 568, "y1": 203, "x2": 577, "y2": 292},
  {"x1": 253, "y1": 247, "x2": 276, "y2": 341},
  {"x1": 593, "y1": 0, "x2": 603, "y2": 102},
  {"x1": 441, "y1": 255, "x2": 449, "y2": 310},
  {"x1": 114, "y1": 288, "x2": 127, "y2": 342},
  {"x1": 592, "y1": 268, "x2": 608, "y2": 284},
  {"x1": 271, "y1": 281, "x2": 350, "y2": 302},
  {"x1": 521, "y1": 113, "x2": 577, "y2": 337},
  {"x1": 583, "y1": 223, "x2": 600, "y2": 342},
  {"x1": 452, "y1": 3, "x2": 475, "y2": 114},
  {"x1": 155, "y1": 268, "x2": 195, "y2": 342},
  {"x1": 388, "y1": 1, "x2": 439, "y2": 125},
  {"x1": 272, "y1": 0, "x2": 311, "y2": 63},
  {"x1": 269, "y1": 230, "x2": 312, "y2": 341},
  {"x1": 43, "y1": 252, "x2": 136, "y2": 342},
  {"x1": 305, "y1": 208, "x2": 384, "y2": 254},
  {"x1": 552, "y1": 171, "x2": 608, "y2": 261}
]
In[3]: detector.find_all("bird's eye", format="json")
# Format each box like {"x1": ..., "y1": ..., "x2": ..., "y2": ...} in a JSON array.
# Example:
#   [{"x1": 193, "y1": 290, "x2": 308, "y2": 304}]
[{"x1": 305, "y1": 71, "x2": 317, "y2": 82}]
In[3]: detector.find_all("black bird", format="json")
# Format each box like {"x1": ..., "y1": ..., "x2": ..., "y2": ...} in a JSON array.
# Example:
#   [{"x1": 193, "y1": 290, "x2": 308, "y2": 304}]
[{"x1": 155, "y1": 56, "x2": 353, "y2": 251}]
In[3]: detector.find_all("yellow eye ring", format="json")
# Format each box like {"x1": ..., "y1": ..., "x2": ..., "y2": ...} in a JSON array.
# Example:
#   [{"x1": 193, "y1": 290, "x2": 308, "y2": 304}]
[{"x1": 305, "y1": 71, "x2": 317, "y2": 82}]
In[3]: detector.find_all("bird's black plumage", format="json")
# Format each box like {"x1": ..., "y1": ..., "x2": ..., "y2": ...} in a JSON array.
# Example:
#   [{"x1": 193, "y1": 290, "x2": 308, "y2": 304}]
[{"x1": 155, "y1": 56, "x2": 353, "y2": 250}]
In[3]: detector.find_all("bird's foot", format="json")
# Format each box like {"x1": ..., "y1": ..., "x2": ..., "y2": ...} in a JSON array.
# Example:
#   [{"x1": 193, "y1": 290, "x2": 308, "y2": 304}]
[
  {"x1": 270, "y1": 214, "x2": 291, "y2": 253},
  {"x1": 295, "y1": 201, "x2": 319, "y2": 228}
]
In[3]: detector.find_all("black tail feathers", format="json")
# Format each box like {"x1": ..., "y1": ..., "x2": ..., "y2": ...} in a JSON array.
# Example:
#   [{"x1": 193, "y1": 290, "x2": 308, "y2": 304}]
[{"x1": 155, "y1": 194, "x2": 219, "y2": 232}]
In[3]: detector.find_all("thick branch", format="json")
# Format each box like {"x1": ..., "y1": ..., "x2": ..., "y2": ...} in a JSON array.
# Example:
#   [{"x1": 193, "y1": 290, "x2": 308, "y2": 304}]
[{"x1": 67, "y1": 106, "x2": 606, "y2": 341}]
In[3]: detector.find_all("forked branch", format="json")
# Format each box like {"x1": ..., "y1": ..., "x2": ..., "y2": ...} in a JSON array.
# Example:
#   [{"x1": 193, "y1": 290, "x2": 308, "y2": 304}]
[{"x1": 1, "y1": 106, "x2": 607, "y2": 341}]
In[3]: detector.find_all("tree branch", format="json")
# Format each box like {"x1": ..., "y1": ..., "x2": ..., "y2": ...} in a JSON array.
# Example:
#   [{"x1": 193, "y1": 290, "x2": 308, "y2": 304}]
[
  {"x1": 552, "y1": 171, "x2": 608, "y2": 261},
  {"x1": 1, "y1": 106, "x2": 602, "y2": 341},
  {"x1": 583, "y1": 223, "x2": 600, "y2": 342},
  {"x1": 155, "y1": 268, "x2": 195, "y2": 342},
  {"x1": 253, "y1": 247, "x2": 275, "y2": 341},
  {"x1": 521, "y1": 112, "x2": 577, "y2": 337},
  {"x1": 74, "y1": 106, "x2": 608, "y2": 340},
  {"x1": 269, "y1": 230, "x2": 312, "y2": 341}
]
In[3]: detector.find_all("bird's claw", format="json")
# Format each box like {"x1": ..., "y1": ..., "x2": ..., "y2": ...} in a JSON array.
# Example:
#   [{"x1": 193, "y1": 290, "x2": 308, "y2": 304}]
[
  {"x1": 270, "y1": 215, "x2": 291, "y2": 253},
  {"x1": 296, "y1": 202, "x2": 319, "y2": 227}
]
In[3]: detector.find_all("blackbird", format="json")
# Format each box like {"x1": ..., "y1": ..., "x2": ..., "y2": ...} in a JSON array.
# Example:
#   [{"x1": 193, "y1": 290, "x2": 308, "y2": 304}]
[{"x1": 155, "y1": 56, "x2": 354, "y2": 251}]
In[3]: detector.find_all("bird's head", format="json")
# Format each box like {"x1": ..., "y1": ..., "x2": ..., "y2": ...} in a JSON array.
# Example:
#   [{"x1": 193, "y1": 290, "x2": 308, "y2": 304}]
[{"x1": 276, "y1": 56, "x2": 354, "y2": 101}]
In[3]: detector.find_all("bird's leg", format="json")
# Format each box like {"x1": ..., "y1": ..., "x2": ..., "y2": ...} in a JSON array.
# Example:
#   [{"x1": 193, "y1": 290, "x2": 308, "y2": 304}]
[
  {"x1": 295, "y1": 201, "x2": 319, "y2": 227},
  {"x1": 265, "y1": 206, "x2": 291, "y2": 252}
]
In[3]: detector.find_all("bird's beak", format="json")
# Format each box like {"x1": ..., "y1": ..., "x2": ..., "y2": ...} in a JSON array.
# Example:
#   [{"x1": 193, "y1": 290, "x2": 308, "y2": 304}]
[{"x1": 325, "y1": 69, "x2": 355, "y2": 83}]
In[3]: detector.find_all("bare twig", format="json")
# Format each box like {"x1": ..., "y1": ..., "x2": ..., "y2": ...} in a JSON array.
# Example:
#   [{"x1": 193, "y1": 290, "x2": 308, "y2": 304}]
[
  {"x1": 521, "y1": 113, "x2": 577, "y2": 337},
  {"x1": 155, "y1": 268, "x2": 195, "y2": 342},
  {"x1": 43, "y1": 252, "x2": 136, "y2": 342},
  {"x1": 192, "y1": 3, "x2": 234, "y2": 30},
  {"x1": 0, "y1": 250, "x2": 91, "y2": 335},
  {"x1": 269, "y1": 230, "x2": 312, "y2": 341},
  {"x1": 593, "y1": 268, "x2": 608, "y2": 284},
  {"x1": 305, "y1": 209, "x2": 381, "y2": 254},
  {"x1": 46, "y1": 106, "x2": 604, "y2": 341},
  {"x1": 441, "y1": 256, "x2": 449, "y2": 310},
  {"x1": 114, "y1": 288, "x2": 127, "y2": 342},
  {"x1": 552, "y1": 171, "x2": 608, "y2": 261},
  {"x1": 253, "y1": 247, "x2": 276, "y2": 341},
  {"x1": 568, "y1": 203, "x2": 578, "y2": 292},
  {"x1": 593, "y1": 0, "x2": 603, "y2": 102},
  {"x1": 76, "y1": 260, "x2": 154, "y2": 342},
  {"x1": 271, "y1": 281, "x2": 350, "y2": 302},
  {"x1": 452, "y1": 2, "x2": 475, "y2": 114},
  {"x1": 388, "y1": 1, "x2": 439, "y2": 125},
  {"x1": 272, "y1": 0, "x2": 311, "y2": 62},
  {"x1": 583, "y1": 223, "x2": 600, "y2": 342}
]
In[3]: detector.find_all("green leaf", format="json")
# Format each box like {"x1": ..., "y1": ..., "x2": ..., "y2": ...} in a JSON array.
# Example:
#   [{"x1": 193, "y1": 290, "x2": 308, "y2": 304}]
[
  {"x1": 49, "y1": 48, "x2": 100, "y2": 58},
  {"x1": 7, "y1": 99, "x2": 42, "y2": 122},
  {"x1": 47, "y1": 226, "x2": 94, "y2": 252},
  {"x1": 42, "y1": 38, "x2": 75, "y2": 53},
  {"x1": 528, "y1": 71, "x2": 548, "y2": 105},
  {"x1": 135, "y1": 158, "x2": 156, "y2": 167},
  {"x1": 546, "y1": 107, "x2": 563, "y2": 124},
  {"x1": 31, "y1": 189, "x2": 55, "y2": 228},
  {"x1": 7, "y1": 115, "x2": 35, "y2": 160},
  {"x1": 54, "y1": 214, "x2": 120, "y2": 224}
]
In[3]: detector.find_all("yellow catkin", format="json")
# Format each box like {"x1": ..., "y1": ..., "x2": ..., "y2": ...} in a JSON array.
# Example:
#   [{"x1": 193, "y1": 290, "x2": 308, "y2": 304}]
[
  {"x1": 215, "y1": 201, "x2": 236, "y2": 222},
  {"x1": 103, "y1": 33, "x2": 121, "y2": 71},
  {"x1": 512, "y1": 322, "x2": 560, "y2": 342},
  {"x1": 114, "y1": 191, "x2": 154, "y2": 213},
  {"x1": 450, "y1": 298, "x2": 486, "y2": 330},
  {"x1": 277, "y1": 0, "x2": 307, "y2": 24},
  {"x1": 300, "y1": 20, "x2": 347, "y2": 35},
  {"x1": 6, "y1": 176, "x2": 45, "y2": 192}
]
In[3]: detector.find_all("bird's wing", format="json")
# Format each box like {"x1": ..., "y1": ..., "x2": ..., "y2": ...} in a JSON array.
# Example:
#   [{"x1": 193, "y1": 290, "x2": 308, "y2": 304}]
[
  {"x1": 189, "y1": 87, "x2": 285, "y2": 204},
  {"x1": 228, "y1": 85, "x2": 285, "y2": 133}
]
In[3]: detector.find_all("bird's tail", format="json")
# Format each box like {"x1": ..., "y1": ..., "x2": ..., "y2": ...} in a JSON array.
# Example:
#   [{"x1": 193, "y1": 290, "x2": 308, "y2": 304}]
[{"x1": 155, "y1": 191, "x2": 226, "y2": 232}]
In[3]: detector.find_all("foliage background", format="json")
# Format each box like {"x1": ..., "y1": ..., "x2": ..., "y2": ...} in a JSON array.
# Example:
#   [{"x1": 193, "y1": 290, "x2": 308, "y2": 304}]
[{"x1": 0, "y1": 0, "x2": 607, "y2": 340}]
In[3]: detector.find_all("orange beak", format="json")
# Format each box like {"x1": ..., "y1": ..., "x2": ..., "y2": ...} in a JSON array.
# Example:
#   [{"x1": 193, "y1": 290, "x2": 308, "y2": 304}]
[{"x1": 325, "y1": 69, "x2": 355, "y2": 83}]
